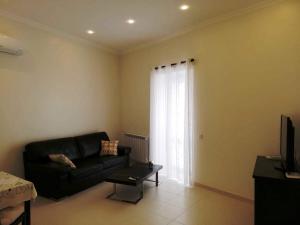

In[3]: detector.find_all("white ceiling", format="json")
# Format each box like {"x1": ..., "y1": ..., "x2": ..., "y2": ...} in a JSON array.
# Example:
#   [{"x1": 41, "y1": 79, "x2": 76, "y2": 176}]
[{"x1": 0, "y1": 0, "x2": 267, "y2": 53}]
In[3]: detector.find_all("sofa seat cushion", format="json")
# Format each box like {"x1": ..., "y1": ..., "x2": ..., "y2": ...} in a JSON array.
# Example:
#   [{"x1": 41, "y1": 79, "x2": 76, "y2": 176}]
[
  {"x1": 70, "y1": 157, "x2": 103, "y2": 180},
  {"x1": 100, "y1": 156, "x2": 127, "y2": 169}
]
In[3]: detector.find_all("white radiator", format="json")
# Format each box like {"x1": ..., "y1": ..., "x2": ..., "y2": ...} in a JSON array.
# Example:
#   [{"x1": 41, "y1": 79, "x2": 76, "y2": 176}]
[{"x1": 120, "y1": 133, "x2": 149, "y2": 163}]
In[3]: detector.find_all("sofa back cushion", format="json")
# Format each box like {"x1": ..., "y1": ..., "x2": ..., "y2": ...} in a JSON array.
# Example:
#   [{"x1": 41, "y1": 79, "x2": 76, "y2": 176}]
[
  {"x1": 76, "y1": 132, "x2": 109, "y2": 158},
  {"x1": 25, "y1": 137, "x2": 81, "y2": 162}
]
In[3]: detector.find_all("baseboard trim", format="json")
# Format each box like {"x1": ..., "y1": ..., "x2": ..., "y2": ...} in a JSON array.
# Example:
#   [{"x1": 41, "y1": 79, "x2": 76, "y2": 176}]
[{"x1": 195, "y1": 182, "x2": 254, "y2": 203}]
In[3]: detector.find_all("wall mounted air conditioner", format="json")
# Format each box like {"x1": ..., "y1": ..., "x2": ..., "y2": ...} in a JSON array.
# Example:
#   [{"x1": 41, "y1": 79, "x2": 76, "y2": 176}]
[{"x1": 0, "y1": 34, "x2": 23, "y2": 56}]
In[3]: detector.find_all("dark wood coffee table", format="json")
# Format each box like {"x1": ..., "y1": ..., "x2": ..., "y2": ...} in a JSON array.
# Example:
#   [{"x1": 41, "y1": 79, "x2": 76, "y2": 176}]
[{"x1": 104, "y1": 163, "x2": 163, "y2": 203}]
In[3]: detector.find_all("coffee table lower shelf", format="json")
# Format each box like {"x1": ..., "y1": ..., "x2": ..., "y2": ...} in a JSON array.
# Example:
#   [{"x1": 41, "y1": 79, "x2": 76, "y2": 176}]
[
  {"x1": 106, "y1": 183, "x2": 144, "y2": 204},
  {"x1": 105, "y1": 163, "x2": 163, "y2": 204}
]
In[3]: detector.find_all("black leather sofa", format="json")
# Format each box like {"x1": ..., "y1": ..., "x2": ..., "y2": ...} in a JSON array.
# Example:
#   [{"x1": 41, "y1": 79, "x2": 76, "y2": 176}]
[{"x1": 23, "y1": 132, "x2": 131, "y2": 199}]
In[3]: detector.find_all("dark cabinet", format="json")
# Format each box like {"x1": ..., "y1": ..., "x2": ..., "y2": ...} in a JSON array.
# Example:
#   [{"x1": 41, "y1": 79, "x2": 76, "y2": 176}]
[{"x1": 253, "y1": 156, "x2": 300, "y2": 225}]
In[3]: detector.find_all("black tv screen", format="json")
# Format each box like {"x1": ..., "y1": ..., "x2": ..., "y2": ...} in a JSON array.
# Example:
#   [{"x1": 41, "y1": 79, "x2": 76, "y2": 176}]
[{"x1": 280, "y1": 115, "x2": 295, "y2": 172}]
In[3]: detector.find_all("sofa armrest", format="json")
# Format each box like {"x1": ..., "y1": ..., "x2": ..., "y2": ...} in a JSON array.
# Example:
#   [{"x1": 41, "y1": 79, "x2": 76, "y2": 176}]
[
  {"x1": 24, "y1": 162, "x2": 72, "y2": 198},
  {"x1": 117, "y1": 145, "x2": 131, "y2": 156}
]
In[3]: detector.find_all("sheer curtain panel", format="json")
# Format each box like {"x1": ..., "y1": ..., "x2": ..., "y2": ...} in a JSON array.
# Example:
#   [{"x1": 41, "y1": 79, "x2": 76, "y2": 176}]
[{"x1": 150, "y1": 61, "x2": 195, "y2": 186}]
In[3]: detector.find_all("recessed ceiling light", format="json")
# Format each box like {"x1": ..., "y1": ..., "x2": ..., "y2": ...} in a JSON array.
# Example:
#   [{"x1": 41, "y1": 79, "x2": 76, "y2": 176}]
[
  {"x1": 126, "y1": 19, "x2": 135, "y2": 24},
  {"x1": 86, "y1": 30, "x2": 95, "y2": 34},
  {"x1": 180, "y1": 4, "x2": 190, "y2": 10}
]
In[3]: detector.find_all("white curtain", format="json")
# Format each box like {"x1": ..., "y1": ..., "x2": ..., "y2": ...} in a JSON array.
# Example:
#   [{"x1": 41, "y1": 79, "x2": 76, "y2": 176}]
[{"x1": 150, "y1": 61, "x2": 195, "y2": 186}]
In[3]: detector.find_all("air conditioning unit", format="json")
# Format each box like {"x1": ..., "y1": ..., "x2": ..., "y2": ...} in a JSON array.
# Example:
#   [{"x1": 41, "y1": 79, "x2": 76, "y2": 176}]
[{"x1": 0, "y1": 34, "x2": 23, "y2": 56}]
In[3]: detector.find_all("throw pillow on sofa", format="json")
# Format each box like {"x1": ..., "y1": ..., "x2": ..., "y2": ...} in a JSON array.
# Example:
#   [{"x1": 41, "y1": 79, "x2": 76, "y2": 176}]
[
  {"x1": 100, "y1": 140, "x2": 119, "y2": 156},
  {"x1": 49, "y1": 154, "x2": 76, "y2": 168}
]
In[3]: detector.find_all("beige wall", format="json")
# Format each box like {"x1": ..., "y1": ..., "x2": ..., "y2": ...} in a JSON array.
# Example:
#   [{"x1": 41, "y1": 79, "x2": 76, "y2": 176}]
[
  {"x1": 0, "y1": 16, "x2": 121, "y2": 177},
  {"x1": 120, "y1": 0, "x2": 300, "y2": 199}
]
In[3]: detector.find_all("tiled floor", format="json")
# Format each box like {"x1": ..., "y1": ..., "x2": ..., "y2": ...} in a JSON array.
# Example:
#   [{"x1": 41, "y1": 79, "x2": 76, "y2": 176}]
[{"x1": 31, "y1": 177, "x2": 254, "y2": 225}]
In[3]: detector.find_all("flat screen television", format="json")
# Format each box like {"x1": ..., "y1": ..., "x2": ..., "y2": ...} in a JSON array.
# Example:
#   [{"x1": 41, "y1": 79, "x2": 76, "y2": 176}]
[{"x1": 280, "y1": 115, "x2": 295, "y2": 172}]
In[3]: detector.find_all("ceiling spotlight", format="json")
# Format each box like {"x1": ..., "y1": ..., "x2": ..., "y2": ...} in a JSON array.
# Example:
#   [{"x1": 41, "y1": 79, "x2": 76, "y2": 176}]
[
  {"x1": 180, "y1": 4, "x2": 190, "y2": 10},
  {"x1": 86, "y1": 30, "x2": 95, "y2": 34},
  {"x1": 126, "y1": 19, "x2": 135, "y2": 24}
]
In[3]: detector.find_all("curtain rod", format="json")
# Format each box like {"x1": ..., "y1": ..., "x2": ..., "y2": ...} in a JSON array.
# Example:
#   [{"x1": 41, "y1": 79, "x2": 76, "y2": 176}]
[{"x1": 154, "y1": 58, "x2": 195, "y2": 70}]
